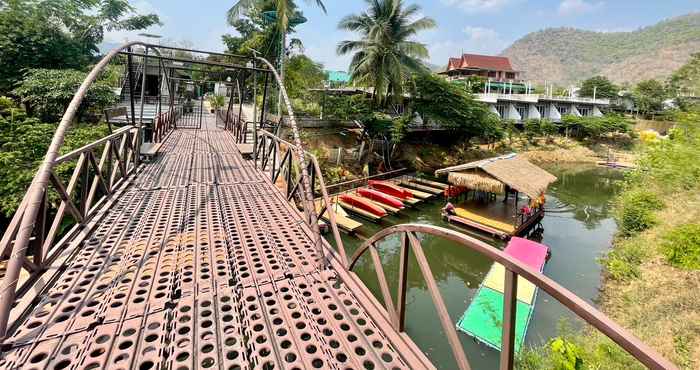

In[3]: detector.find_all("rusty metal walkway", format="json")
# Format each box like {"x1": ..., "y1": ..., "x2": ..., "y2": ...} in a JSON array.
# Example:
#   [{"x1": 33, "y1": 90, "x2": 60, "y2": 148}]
[{"x1": 1, "y1": 114, "x2": 431, "y2": 370}]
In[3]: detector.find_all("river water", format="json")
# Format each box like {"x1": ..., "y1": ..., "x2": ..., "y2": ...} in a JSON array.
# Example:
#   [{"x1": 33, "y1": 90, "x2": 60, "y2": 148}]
[{"x1": 325, "y1": 164, "x2": 624, "y2": 369}]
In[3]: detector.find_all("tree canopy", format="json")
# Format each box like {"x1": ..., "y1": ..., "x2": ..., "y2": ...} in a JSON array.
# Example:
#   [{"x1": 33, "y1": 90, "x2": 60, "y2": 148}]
[
  {"x1": 409, "y1": 73, "x2": 496, "y2": 138},
  {"x1": 633, "y1": 79, "x2": 667, "y2": 114},
  {"x1": 579, "y1": 75, "x2": 619, "y2": 99},
  {"x1": 13, "y1": 69, "x2": 118, "y2": 122},
  {"x1": 669, "y1": 52, "x2": 700, "y2": 97},
  {"x1": 337, "y1": 0, "x2": 436, "y2": 105},
  {"x1": 0, "y1": 0, "x2": 160, "y2": 93}
]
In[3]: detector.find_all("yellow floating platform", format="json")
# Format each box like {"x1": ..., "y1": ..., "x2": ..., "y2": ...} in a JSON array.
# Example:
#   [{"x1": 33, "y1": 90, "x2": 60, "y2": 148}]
[
  {"x1": 454, "y1": 207, "x2": 516, "y2": 235},
  {"x1": 482, "y1": 263, "x2": 537, "y2": 304},
  {"x1": 315, "y1": 202, "x2": 363, "y2": 232}
]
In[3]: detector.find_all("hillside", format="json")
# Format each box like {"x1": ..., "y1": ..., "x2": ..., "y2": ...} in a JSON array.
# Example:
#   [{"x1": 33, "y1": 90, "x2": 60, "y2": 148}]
[{"x1": 501, "y1": 13, "x2": 700, "y2": 86}]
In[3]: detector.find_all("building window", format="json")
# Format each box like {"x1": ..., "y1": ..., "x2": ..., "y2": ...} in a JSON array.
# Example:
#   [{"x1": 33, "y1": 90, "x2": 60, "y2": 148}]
[
  {"x1": 506, "y1": 72, "x2": 515, "y2": 79},
  {"x1": 536, "y1": 104, "x2": 549, "y2": 117},
  {"x1": 557, "y1": 105, "x2": 570, "y2": 115},
  {"x1": 578, "y1": 105, "x2": 592, "y2": 116},
  {"x1": 516, "y1": 104, "x2": 528, "y2": 120},
  {"x1": 495, "y1": 104, "x2": 507, "y2": 118},
  {"x1": 488, "y1": 71, "x2": 497, "y2": 78}
]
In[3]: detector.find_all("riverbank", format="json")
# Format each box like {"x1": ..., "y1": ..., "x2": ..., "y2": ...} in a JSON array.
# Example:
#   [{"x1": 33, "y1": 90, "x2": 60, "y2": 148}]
[
  {"x1": 400, "y1": 136, "x2": 634, "y2": 173},
  {"x1": 519, "y1": 112, "x2": 700, "y2": 369}
]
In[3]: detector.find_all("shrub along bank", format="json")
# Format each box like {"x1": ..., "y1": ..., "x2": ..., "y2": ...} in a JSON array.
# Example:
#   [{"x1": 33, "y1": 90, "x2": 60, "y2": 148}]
[{"x1": 518, "y1": 109, "x2": 700, "y2": 369}]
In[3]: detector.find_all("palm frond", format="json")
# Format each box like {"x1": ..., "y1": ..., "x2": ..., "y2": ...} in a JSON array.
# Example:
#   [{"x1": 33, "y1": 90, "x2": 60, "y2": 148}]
[{"x1": 227, "y1": 0, "x2": 256, "y2": 25}]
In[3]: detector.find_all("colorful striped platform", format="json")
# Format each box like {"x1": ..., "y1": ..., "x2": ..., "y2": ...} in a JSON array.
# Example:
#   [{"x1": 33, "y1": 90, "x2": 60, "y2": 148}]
[{"x1": 457, "y1": 237, "x2": 549, "y2": 352}]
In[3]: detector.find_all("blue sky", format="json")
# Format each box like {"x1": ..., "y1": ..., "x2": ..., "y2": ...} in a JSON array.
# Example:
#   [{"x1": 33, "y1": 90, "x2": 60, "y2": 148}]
[{"x1": 106, "y1": 0, "x2": 699, "y2": 71}]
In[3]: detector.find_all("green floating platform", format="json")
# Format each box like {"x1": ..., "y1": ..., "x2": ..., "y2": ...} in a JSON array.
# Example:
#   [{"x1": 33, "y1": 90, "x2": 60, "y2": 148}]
[{"x1": 456, "y1": 286, "x2": 534, "y2": 352}]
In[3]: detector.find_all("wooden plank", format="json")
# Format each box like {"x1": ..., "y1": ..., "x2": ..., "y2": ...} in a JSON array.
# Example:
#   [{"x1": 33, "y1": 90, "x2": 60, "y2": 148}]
[
  {"x1": 140, "y1": 142, "x2": 162, "y2": 156},
  {"x1": 315, "y1": 202, "x2": 363, "y2": 232},
  {"x1": 357, "y1": 196, "x2": 401, "y2": 214},
  {"x1": 399, "y1": 181, "x2": 443, "y2": 195},
  {"x1": 395, "y1": 184, "x2": 432, "y2": 199},
  {"x1": 337, "y1": 200, "x2": 383, "y2": 221},
  {"x1": 446, "y1": 215, "x2": 509, "y2": 240},
  {"x1": 410, "y1": 177, "x2": 449, "y2": 189},
  {"x1": 383, "y1": 193, "x2": 420, "y2": 205}
]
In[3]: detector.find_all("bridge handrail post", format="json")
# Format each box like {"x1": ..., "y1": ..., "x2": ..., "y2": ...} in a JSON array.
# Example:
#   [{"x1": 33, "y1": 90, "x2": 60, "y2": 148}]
[
  {"x1": 0, "y1": 41, "x2": 166, "y2": 339},
  {"x1": 348, "y1": 224, "x2": 678, "y2": 370}
]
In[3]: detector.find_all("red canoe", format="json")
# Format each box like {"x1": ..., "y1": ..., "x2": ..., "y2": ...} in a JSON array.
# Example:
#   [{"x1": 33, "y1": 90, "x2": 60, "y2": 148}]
[
  {"x1": 339, "y1": 194, "x2": 387, "y2": 217},
  {"x1": 357, "y1": 188, "x2": 405, "y2": 209},
  {"x1": 368, "y1": 180, "x2": 412, "y2": 199}
]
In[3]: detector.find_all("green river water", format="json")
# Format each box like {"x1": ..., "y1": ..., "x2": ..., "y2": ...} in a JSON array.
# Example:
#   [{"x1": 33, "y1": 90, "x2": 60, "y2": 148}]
[{"x1": 325, "y1": 164, "x2": 624, "y2": 369}]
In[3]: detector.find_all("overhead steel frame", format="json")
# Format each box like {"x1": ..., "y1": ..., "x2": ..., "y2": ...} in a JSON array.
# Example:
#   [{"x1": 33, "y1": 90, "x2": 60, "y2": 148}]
[{"x1": 0, "y1": 42, "x2": 268, "y2": 339}]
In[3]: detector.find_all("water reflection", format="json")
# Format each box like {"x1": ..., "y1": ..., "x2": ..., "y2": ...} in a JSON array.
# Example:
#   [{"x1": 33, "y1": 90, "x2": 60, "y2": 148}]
[{"x1": 327, "y1": 164, "x2": 623, "y2": 369}]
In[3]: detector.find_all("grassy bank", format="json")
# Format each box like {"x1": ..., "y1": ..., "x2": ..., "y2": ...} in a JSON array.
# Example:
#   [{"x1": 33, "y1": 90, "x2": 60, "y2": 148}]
[
  {"x1": 400, "y1": 135, "x2": 633, "y2": 173},
  {"x1": 518, "y1": 111, "x2": 700, "y2": 369}
]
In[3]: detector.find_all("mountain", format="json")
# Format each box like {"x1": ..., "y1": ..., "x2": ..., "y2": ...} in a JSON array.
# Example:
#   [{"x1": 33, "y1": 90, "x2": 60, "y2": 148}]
[{"x1": 501, "y1": 13, "x2": 700, "y2": 86}]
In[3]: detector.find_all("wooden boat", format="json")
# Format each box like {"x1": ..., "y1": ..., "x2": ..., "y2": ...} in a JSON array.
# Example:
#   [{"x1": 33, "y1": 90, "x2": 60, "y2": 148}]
[
  {"x1": 338, "y1": 194, "x2": 387, "y2": 217},
  {"x1": 368, "y1": 180, "x2": 412, "y2": 199},
  {"x1": 357, "y1": 188, "x2": 405, "y2": 209}
]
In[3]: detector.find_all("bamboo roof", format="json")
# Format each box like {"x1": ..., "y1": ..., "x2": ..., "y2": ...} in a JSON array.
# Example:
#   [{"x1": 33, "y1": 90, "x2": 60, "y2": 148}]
[{"x1": 435, "y1": 154, "x2": 557, "y2": 198}]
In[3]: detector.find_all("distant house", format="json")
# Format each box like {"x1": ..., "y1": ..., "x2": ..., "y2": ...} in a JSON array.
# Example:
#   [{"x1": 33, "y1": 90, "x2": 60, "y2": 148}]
[
  {"x1": 439, "y1": 54, "x2": 526, "y2": 93},
  {"x1": 435, "y1": 53, "x2": 609, "y2": 122}
]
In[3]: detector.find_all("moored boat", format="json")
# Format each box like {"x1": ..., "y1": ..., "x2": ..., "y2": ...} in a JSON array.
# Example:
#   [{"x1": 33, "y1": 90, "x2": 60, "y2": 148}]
[
  {"x1": 368, "y1": 180, "x2": 412, "y2": 199},
  {"x1": 357, "y1": 188, "x2": 405, "y2": 209},
  {"x1": 338, "y1": 194, "x2": 388, "y2": 217}
]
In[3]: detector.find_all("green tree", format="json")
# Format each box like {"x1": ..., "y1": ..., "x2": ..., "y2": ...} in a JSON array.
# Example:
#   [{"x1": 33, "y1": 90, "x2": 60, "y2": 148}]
[
  {"x1": 0, "y1": 0, "x2": 160, "y2": 93},
  {"x1": 409, "y1": 73, "x2": 495, "y2": 139},
  {"x1": 284, "y1": 55, "x2": 325, "y2": 99},
  {"x1": 337, "y1": 0, "x2": 436, "y2": 105},
  {"x1": 579, "y1": 76, "x2": 619, "y2": 99},
  {"x1": 668, "y1": 53, "x2": 700, "y2": 98},
  {"x1": 633, "y1": 79, "x2": 667, "y2": 114},
  {"x1": 13, "y1": 69, "x2": 118, "y2": 122}
]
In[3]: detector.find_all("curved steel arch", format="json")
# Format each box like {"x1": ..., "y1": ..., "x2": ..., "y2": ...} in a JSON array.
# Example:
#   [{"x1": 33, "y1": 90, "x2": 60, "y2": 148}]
[
  {"x1": 349, "y1": 224, "x2": 677, "y2": 370},
  {"x1": 0, "y1": 41, "x2": 273, "y2": 337}
]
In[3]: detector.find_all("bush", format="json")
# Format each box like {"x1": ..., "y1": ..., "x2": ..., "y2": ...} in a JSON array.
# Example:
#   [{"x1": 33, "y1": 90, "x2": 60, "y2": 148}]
[
  {"x1": 615, "y1": 188, "x2": 664, "y2": 236},
  {"x1": 13, "y1": 68, "x2": 117, "y2": 122},
  {"x1": 661, "y1": 224, "x2": 700, "y2": 270}
]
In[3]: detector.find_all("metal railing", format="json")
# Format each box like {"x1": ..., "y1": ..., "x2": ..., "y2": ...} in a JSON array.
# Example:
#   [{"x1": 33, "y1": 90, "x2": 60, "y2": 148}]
[
  {"x1": 152, "y1": 107, "x2": 180, "y2": 143},
  {"x1": 0, "y1": 41, "x2": 265, "y2": 338},
  {"x1": 349, "y1": 224, "x2": 678, "y2": 370},
  {"x1": 0, "y1": 125, "x2": 140, "y2": 336}
]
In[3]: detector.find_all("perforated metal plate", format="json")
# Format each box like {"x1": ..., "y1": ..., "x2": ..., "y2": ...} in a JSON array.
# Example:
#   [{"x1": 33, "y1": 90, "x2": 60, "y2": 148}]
[{"x1": 1, "y1": 115, "x2": 432, "y2": 370}]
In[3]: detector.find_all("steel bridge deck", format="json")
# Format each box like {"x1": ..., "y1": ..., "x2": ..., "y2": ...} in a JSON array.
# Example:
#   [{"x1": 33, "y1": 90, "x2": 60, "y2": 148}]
[{"x1": 1, "y1": 116, "x2": 431, "y2": 370}]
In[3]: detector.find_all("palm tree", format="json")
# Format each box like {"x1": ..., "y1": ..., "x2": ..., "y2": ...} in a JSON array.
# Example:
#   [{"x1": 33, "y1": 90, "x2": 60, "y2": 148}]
[
  {"x1": 337, "y1": 0, "x2": 435, "y2": 106},
  {"x1": 228, "y1": 0, "x2": 326, "y2": 33}
]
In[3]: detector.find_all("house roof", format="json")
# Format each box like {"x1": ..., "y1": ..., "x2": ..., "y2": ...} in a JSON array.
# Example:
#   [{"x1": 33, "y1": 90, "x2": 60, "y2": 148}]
[
  {"x1": 435, "y1": 153, "x2": 557, "y2": 198},
  {"x1": 446, "y1": 54, "x2": 516, "y2": 72}
]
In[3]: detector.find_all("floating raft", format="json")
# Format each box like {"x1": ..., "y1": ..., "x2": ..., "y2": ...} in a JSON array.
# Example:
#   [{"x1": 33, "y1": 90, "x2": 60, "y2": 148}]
[
  {"x1": 399, "y1": 180, "x2": 443, "y2": 195},
  {"x1": 457, "y1": 237, "x2": 549, "y2": 352},
  {"x1": 316, "y1": 201, "x2": 363, "y2": 233},
  {"x1": 453, "y1": 207, "x2": 515, "y2": 234},
  {"x1": 409, "y1": 177, "x2": 449, "y2": 190}
]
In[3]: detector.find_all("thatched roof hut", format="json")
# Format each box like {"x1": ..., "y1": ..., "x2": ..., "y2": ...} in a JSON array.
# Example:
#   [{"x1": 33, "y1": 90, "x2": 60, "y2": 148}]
[{"x1": 435, "y1": 154, "x2": 557, "y2": 198}]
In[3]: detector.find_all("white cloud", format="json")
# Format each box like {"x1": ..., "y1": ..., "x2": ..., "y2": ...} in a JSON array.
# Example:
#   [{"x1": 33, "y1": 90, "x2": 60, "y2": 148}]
[
  {"x1": 428, "y1": 27, "x2": 509, "y2": 66},
  {"x1": 558, "y1": 0, "x2": 604, "y2": 16},
  {"x1": 440, "y1": 0, "x2": 511, "y2": 13}
]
